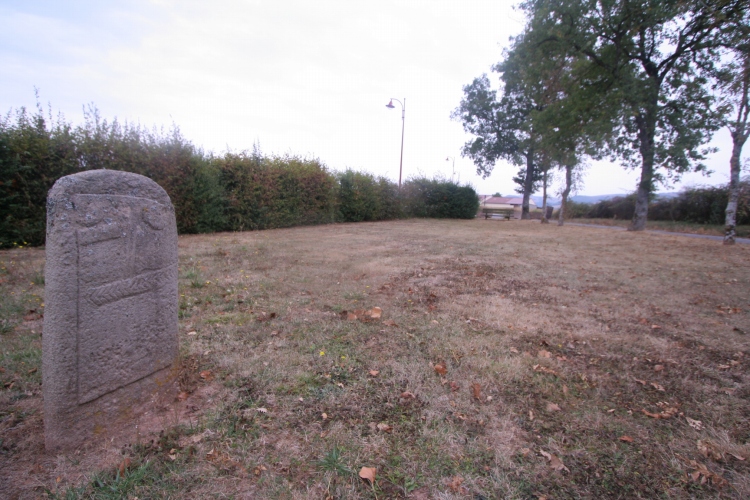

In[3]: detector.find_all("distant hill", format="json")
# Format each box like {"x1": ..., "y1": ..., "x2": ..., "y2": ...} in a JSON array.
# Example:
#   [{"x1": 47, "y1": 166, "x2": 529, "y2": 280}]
[{"x1": 530, "y1": 192, "x2": 679, "y2": 207}]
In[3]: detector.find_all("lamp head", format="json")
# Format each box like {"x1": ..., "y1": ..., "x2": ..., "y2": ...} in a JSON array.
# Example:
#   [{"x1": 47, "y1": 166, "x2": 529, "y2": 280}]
[{"x1": 385, "y1": 99, "x2": 395, "y2": 109}]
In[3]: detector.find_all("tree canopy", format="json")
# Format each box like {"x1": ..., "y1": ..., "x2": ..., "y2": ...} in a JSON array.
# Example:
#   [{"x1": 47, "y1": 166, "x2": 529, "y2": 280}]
[{"x1": 456, "y1": 0, "x2": 748, "y2": 230}]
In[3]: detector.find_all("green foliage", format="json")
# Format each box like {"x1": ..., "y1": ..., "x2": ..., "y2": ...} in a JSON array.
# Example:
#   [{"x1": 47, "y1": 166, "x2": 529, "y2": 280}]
[
  {"x1": 316, "y1": 446, "x2": 352, "y2": 476},
  {"x1": 583, "y1": 195, "x2": 637, "y2": 220},
  {"x1": 0, "y1": 105, "x2": 79, "y2": 247},
  {"x1": 217, "y1": 151, "x2": 337, "y2": 231},
  {"x1": 337, "y1": 169, "x2": 391, "y2": 222},
  {"x1": 401, "y1": 177, "x2": 479, "y2": 219},
  {"x1": 566, "y1": 180, "x2": 750, "y2": 225},
  {"x1": 1, "y1": 102, "x2": 481, "y2": 247},
  {"x1": 518, "y1": 0, "x2": 747, "y2": 229},
  {"x1": 650, "y1": 181, "x2": 750, "y2": 225}
]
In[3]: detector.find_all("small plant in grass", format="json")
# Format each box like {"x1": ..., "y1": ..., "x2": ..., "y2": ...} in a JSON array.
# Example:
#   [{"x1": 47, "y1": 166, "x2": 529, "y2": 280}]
[
  {"x1": 317, "y1": 446, "x2": 352, "y2": 476},
  {"x1": 0, "y1": 295, "x2": 24, "y2": 335},
  {"x1": 31, "y1": 269, "x2": 44, "y2": 285},
  {"x1": 343, "y1": 291, "x2": 364, "y2": 301},
  {"x1": 0, "y1": 318, "x2": 16, "y2": 335}
]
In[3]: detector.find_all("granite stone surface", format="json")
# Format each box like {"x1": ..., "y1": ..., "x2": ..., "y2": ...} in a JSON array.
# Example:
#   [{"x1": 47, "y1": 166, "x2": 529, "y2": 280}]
[{"x1": 43, "y1": 170, "x2": 178, "y2": 452}]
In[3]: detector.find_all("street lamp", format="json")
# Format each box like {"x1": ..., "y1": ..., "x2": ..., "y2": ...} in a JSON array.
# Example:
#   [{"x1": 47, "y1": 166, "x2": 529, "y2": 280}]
[
  {"x1": 385, "y1": 98, "x2": 405, "y2": 188},
  {"x1": 445, "y1": 156, "x2": 455, "y2": 182}
]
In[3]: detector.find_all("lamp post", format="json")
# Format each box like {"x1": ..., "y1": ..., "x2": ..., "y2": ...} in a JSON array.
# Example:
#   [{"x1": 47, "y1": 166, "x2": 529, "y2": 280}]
[
  {"x1": 445, "y1": 156, "x2": 455, "y2": 182},
  {"x1": 385, "y1": 98, "x2": 405, "y2": 188}
]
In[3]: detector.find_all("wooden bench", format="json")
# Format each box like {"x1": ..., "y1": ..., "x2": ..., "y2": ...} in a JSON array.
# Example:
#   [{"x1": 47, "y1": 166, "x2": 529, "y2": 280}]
[{"x1": 481, "y1": 208, "x2": 514, "y2": 220}]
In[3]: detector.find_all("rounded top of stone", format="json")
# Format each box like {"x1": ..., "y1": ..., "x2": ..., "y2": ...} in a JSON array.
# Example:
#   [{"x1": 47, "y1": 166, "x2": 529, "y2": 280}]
[{"x1": 49, "y1": 170, "x2": 171, "y2": 206}]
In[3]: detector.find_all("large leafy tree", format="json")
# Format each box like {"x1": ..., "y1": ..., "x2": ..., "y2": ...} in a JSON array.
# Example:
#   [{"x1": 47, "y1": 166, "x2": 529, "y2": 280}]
[
  {"x1": 507, "y1": 8, "x2": 613, "y2": 226},
  {"x1": 452, "y1": 73, "x2": 541, "y2": 219},
  {"x1": 522, "y1": 0, "x2": 747, "y2": 230}
]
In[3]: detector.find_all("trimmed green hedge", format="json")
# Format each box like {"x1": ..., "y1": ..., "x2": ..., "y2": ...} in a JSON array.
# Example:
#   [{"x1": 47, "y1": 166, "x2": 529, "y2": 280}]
[
  {"x1": 565, "y1": 184, "x2": 749, "y2": 225},
  {"x1": 0, "y1": 104, "x2": 480, "y2": 248}
]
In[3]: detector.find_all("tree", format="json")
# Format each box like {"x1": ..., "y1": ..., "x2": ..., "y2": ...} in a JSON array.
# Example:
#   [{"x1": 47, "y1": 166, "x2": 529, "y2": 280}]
[
  {"x1": 452, "y1": 75, "x2": 540, "y2": 219},
  {"x1": 522, "y1": 0, "x2": 747, "y2": 231},
  {"x1": 716, "y1": 17, "x2": 750, "y2": 244},
  {"x1": 505, "y1": 7, "x2": 611, "y2": 226}
]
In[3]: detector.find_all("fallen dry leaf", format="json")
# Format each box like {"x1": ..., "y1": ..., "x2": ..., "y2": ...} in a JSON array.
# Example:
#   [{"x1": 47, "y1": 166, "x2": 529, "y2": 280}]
[
  {"x1": 729, "y1": 453, "x2": 746, "y2": 461},
  {"x1": 537, "y1": 349, "x2": 552, "y2": 359},
  {"x1": 359, "y1": 467, "x2": 376, "y2": 484},
  {"x1": 368, "y1": 370, "x2": 379, "y2": 377},
  {"x1": 619, "y1": 435, "x2": 634, "y2": 443},
  {"x1": 471, "y1": 382, "x2": 482, "y2": 400},
  {"x1": 118, "y1": 457, "x2": 131, "y2": 477},
  {"x1": 368, "y1": 307, "x2": 382, "y2": 319},
  {"x1": 382, "y1": 319, "x2": 398, "y2": 327},
  {"x1": 677, "y1": 454, "x2": 728, "y2": 488},
  {"x1": 450, "y1": 381, "x2": 459, "y2": 392},
  {"x1": 376, "y1": 422, "x2": 393, "y2": 433},
  {"x1": 532, "y1": 364, "x2": 559, "y2": 377},
  {"x1": 686, "y1": 417, "x2": 704, "y2": 430},
  {"x1": 650, "y1": 382, "x2": 665, "y2": 392},
  {"x1": 177, "y1": 391, "x2": 189, "y2": 401},
  {"x1": 447, "y1": 475, "x2": 464, "y2": 493},
  {"x1": 510, "y1": 347, "x2": 519, "y2": 354},
  {"x1": 697, "y1": 440, "x2": 722, "y2": 460},
  {"x1": 546, "y1": 402, "x2": 561, "y2": 412},
  {"x1": 642, "y1": 405, "x2": 679, "y2": 419},
  {"x1": 434, "y1": 363, "x2": 447, "y2": 376},
  {"x1": 540, "y1": 450, "x2": 569, "y2": 472},
  {"x1": 653, "y1": 365, "x2": 664, "y2": 372},
  {"x1": 199, "y1": 370, "x2": 213, "y2": 381},
  {"x1": 519, "y1": 447, "x2": 532, "y2": 457},
  {"x1": 400, "y1": 391, "x2": 416, "y2": 399}
]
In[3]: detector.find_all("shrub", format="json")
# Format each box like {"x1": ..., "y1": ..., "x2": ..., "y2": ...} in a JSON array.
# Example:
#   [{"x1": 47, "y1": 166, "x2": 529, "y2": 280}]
[
  {"x1": 337, "y1": 170, "x2": 386, "y2": 222},
  {"x1": 401, "y1": 177, "x2": 479, "y2": 219},
  {"x1": 217, "y1": 152, "x2": 337, "y2": 231}
]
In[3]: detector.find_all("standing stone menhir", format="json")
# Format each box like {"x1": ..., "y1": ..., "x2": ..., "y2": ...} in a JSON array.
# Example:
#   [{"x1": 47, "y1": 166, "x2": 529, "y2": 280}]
[{"x1": 43, "y1": 170, "x2": 179, "y2": 452}]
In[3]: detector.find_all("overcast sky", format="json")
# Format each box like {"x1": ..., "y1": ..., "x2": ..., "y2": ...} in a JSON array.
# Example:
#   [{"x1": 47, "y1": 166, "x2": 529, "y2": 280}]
[{"x1": 1, "y1": 0, "x2": 743, "y2": 196}]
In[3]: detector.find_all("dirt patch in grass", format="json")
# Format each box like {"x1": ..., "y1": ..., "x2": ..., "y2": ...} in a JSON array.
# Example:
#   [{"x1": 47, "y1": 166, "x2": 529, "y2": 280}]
[{"x1": 2, "y1": 219, "x2": 750, "y2": 498}]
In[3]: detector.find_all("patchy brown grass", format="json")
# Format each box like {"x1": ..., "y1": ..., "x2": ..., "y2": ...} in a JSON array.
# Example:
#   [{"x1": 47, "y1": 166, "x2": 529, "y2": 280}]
[
  {"x1": 571, "y1": 217, "x2": 750, "y2": 238},
  {"x1": 1, "y1": 219, "x2": 750, "y2": 499}
]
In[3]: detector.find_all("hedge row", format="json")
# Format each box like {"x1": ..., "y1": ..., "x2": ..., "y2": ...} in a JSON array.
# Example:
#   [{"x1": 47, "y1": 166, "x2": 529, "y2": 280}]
[
  {"x1": 0, "y1": 105, "x2": 479, "y2": 248},
  {"x1": 564, "y1": 183, "x2": 750, "y2": 225}
]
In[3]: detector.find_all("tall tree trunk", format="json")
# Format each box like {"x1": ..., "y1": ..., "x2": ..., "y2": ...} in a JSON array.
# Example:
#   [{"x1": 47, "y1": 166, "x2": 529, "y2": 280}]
[
  {"x1": 630, "y1": 109, "x2": 657, "y2": 231},
  {"x1": 724, "y1": 135, "x2": 746, "y2": 244},
  {"x1": 541, "y1": 168, "x2": 549, "y2": 223},
  {"x1": 521, "y1": 151, "x2": 534, "y2": 220},
  {"x1": 724, "y1": 56, "x2": 749, "y2": 245},
  {"x1": 558, "y1": 162, "x2": 573, "y2": 226}
]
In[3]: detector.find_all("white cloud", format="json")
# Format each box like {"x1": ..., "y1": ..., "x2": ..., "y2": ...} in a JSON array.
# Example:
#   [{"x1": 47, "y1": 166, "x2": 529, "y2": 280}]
[{"x1": 0, "y1": 0, "x2": 742, "y2": 196}]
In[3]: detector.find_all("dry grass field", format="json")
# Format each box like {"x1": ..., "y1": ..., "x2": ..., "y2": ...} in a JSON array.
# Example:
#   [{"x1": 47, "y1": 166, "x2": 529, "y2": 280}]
[
  {"x1": 570, "y1": 218, "x2": 750, "y2": 239},
  {"x1": 1, "y1": 219, "x2": 750, "y2": 499}
]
